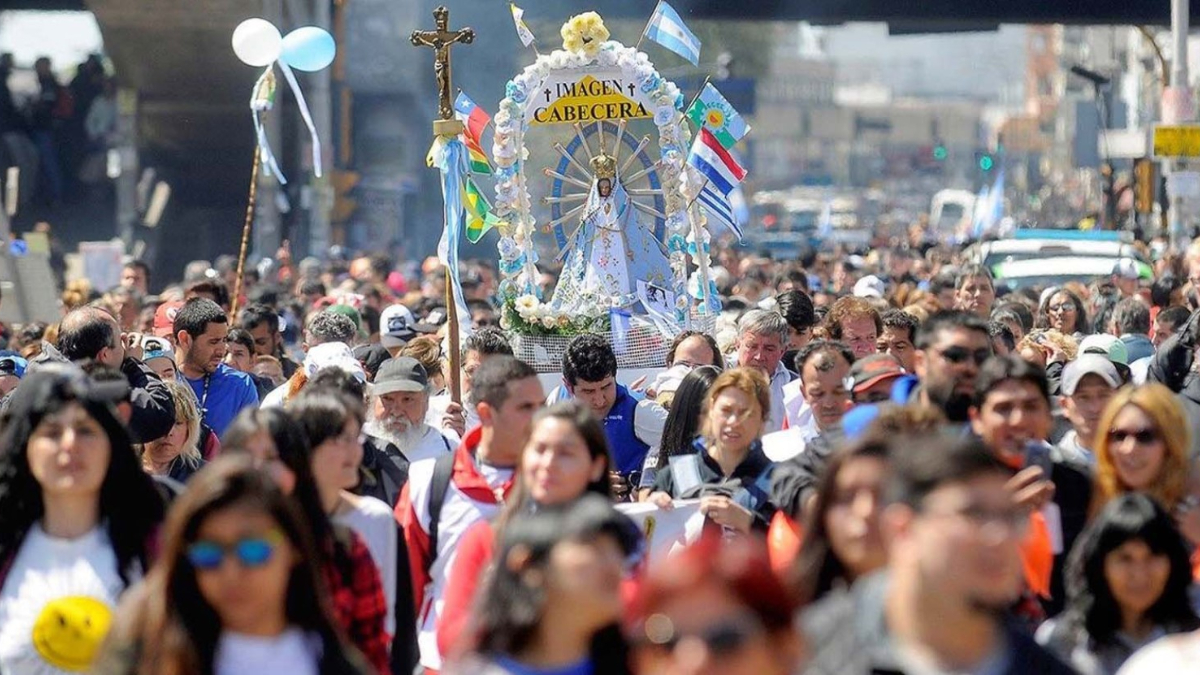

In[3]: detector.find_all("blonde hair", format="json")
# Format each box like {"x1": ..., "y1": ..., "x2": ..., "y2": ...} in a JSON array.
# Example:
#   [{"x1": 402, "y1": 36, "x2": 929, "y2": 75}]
[
  {"x1": 1016, "y1": 329, "x2": 1078, "y2": 362},
  {"x1": 1094, "y1": 384, "x2": 1190, "y2": 512},
  {"x1": 399, "y1": 335, "x2": 444, "y2": 380},
  {"x1": 159, "y1": 379, "x2": 202, "y2": 461},
  {"x1": 703, "y1": 367, "x2": 771, "y2": 443}
]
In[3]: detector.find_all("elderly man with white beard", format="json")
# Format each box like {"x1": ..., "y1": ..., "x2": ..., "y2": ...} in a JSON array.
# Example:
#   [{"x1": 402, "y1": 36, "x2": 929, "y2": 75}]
[{"x1": 361, "y1": 357, "x2": 456, "y2": 503}]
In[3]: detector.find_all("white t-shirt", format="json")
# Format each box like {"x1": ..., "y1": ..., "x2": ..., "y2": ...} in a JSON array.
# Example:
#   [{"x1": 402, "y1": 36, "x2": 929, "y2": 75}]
[
  {"x1": 428, "y1": 391, "x2": 478, "y2": 438},
  {"x1": 0, "y1": 524, "x2": 130, "y2": 675},
  {"x1": 214, "y1": 628, "x2": 320, "y2": 675},
  {"x1": 334, "y1": 495, "x2": 399, "y2": 636},
  {"x1": 404, "y1": 425, "x2": 457, "y2": 465},
  {"x1": 261, "y1": 381, "x2": 289, "y2": 408}
]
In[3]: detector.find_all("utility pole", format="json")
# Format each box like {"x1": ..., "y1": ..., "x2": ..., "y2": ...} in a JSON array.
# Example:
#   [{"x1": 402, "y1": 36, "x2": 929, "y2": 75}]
[
  {"x1": 308, "y1": 0, "x2": 334, "y2": 258},
  {"x1": 1167, "y1": 0, "x2": 1195, "y2": 250}
]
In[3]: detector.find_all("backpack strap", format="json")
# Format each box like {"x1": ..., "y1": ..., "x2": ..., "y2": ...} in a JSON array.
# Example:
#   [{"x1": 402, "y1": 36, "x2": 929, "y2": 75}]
[{"x1": 426, "y1": 450, "x2": 457, "y2": 563}]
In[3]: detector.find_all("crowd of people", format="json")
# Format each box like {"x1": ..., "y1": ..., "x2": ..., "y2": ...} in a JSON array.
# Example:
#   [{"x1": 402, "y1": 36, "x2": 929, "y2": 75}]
[
  {"x1": 1, "y1": 53, "x2": 114, "y2": 207},
  {"x1": 6, "y1": 232, "x2": 1200, "y2": 675}
]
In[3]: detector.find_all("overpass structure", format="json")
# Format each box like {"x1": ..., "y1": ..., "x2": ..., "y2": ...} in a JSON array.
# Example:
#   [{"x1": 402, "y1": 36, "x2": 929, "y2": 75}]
[{"x1": 14, "y1": 0, "x2": 1197, "y2": 277}]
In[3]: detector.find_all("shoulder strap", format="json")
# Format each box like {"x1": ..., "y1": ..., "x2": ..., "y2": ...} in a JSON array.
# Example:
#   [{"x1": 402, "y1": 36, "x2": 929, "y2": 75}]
[{"x1": 426, "y1": 449, "x2": 457, "y2": 561}]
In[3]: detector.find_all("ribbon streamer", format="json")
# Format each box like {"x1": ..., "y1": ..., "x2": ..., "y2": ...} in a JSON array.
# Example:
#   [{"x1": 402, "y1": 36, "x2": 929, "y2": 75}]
[
  {"x1": 277, "y1": 60, "x2": 323, "y2": 178},
  {"x1": 250, "y1": 67, "x2": 287, "y2": 184},
  {"x1": 433, "y1": 137, "x2": 475, "y2": 343}
]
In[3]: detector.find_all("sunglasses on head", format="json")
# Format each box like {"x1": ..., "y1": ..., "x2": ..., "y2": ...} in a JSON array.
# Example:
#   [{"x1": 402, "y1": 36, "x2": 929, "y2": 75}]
[
  {"x1": 1108, "y1": 428, "x2": 1159, "y2": 445},
  {"x1": 939, "y1": 346, "x2": 991, "y2": 366},
  {"x1": 186, "y1": 531, "x2": 283, "y2": 570},
  {"x1": 640, "y1": 613, "x2": 764, "y2": 658}
]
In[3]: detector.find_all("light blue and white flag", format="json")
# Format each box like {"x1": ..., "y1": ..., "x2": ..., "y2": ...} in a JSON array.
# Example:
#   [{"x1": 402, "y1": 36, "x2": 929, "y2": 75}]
[
  {"x1": 697, "y1": 182, "x2": 742, "y2": 240},
  {"x1": 818, "y1": 198, "x2": 833, "y2": 238},
  {"x1": 644, "y1": 1, "x2": 701, "y2": 65}
]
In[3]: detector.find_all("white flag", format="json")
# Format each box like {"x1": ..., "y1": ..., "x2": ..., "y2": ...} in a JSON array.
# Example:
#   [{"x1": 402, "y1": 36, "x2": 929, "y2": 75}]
[{"x1": 510, "y1": 4, "x2": 535, "y2": 47}]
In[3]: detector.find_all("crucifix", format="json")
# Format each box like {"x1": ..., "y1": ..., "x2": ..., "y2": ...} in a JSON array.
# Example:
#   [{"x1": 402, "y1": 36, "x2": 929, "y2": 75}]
[{"x1": 411, "y1": 6, "x2": 475, "y2": 136}]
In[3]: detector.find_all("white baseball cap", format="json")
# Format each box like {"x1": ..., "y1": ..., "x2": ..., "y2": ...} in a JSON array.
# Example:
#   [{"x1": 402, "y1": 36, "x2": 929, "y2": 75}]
[
  {"x1": 303, "y1": 342, "x2": 366, "y2": 382},
  {"x1": 380, "y1": 304, "x2": 417, "y2": 349},
  {"x1": 853, "y1": 275, "x2": 885, "y2": 299}
]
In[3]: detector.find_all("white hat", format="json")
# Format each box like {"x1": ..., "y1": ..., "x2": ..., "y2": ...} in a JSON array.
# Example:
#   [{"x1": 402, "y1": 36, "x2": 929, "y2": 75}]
[
  {"x1": 140, "y1": 335, "x2": 175, "y2": 364},
  {"x1": 303, "y1": 342, "x2": 366, "y2": 382},
  {"x1": 1112, "y1": 258, "x2": 1140, "y2": 281},
  {"x1": 1061, "y1": 354, "x2": 1121, "y2": 395},
  {"x1": 853, "y1": 275, "x2": 885, "y2": 299},
  {"x1": 380, "y1": 304, "x2": 417, "y2": 348}
]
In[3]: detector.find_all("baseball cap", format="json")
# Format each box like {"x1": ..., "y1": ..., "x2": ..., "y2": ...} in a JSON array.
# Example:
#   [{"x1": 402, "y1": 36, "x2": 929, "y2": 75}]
[
  {"x1": 853, "y1": 275, "x2": 885, "y2": 299},
  {"x1": 140, "y1": 336, "x2": 175, "y2": 364},
  {"x1": 327, "y1": 304, "x2": 365, "y2": 337},
  {"x1": 373, "y1": 356, "x2": 429, "y2": 396},
  {"x1": 1061, "y1": 354, "x2": 1121, "y2": 396},
  {"x1": 1078, "y1": 334, "x2": 1129, "y2": 366},
  {"x1": 0, "y1": 352, "x2": 27, "y2": 379},
  {"x1": 414, "y1": 307, "x2": 448, "y2": 334},
  {"x1": 353, "y1": 343, "x2": 392, "y2": 381},
  {"x1": 849, "y1": 354, "x2": 905, "y2": 394},
  {"x1": 303, "y1": 342, "x2": 366, "y2": 382},
  {"x1": 380, "y1": 304, "x2": 418, "y2": 348},
  {"x1": 153, "y1": 301, "x2": 184, "y2": 338},
  {"x1": 1112, "y1": 258, "x2": 1140, "y2": 281}
]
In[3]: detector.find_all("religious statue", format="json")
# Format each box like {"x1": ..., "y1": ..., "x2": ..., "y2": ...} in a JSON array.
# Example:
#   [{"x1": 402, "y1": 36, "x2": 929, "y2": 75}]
[
  {"x1": 410, "y1": 6, "x2": 475, "y2": 124},
  {"x1": 549, "y1": 150, "x2": 674, "y2": 314}
]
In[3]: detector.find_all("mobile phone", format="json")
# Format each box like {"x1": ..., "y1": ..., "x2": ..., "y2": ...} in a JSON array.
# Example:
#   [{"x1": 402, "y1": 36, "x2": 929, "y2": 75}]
[{"x1": 1024, "y1": 441, "x2": 1053, "y2": 476}]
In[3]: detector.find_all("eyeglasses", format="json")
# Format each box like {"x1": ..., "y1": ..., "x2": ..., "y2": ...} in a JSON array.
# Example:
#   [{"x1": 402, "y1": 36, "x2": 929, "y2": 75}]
[
  {"x1": 1047, "y1": 302, "x2": 1075, "y2": 313},
  {"x1": 639, "y1": 613, "x2": 765, "y2": 658},
  {"x1": 1108, "y1": 427, "x2": 1160, "y2": 445},
  {"x1": 186, "y1": 531, "x2": 283, "y2": 570},
  {"x1": 937, "y1": 346, "x2": 991, "y2": 366}
]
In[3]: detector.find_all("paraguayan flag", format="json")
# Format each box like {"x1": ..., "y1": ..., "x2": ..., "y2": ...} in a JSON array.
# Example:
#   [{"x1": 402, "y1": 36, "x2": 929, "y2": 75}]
[{"x1": 644, "y1": 1, "x2": 701, "y2": 66}]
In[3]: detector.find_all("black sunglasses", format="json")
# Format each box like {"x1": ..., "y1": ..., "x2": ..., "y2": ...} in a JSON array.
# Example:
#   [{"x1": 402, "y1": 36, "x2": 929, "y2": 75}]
[
  {"x1": 640, "y1": 614, "x2": 764, "y2": 658},
  {"x1": 1108, "y1": 427, "x2": 1159, "y2": 445},
  {"x1": 938, "y1": 346, "x2": 991, "y2": 366}
]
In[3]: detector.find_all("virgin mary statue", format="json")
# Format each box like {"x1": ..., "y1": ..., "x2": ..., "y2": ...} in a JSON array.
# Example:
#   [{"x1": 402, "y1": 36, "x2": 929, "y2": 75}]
[{"x1": 549, "y1": 152, "x2": 673, "y2": 314}]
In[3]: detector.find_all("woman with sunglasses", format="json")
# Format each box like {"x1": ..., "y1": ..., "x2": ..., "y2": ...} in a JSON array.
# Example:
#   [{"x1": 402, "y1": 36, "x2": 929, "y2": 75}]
[
  {"x1": 222, "y1": 404, "x2": 396, "y2": 675},
  {"x1": 628, "y1": 533, "x2": 800, "y2": 675},
  {"x1": 437, "y1": 401, "x2": 616, "y2": 659},
  {"x1": 648, "y1": 368, "x2": 777, "y2": 535},
  {"x1": 1038, "y1": 288, "x2": 1090, "y2": 339},
  {"x1": 95, "y1": 456, "x2": 370, "y2": 675},
  {"x1": 445, "y1": 495, "x2": 638, "y2": 675},
  {"x1": 140, "y1": 379, "x2": 206, "y2": 485},
  {"x1": 0, "y1": 366, "x2": 166, "y2": 674},
  {"x1": 1036, "y1": 493, "x2": 1200, "y2": 674},
  {"x1": 789, "y1": 435, "x2": 890, "y2": 606}
]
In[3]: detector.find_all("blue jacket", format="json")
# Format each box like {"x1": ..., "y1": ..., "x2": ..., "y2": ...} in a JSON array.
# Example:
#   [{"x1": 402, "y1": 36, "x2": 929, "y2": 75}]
[
  {"x1": 183, "y1": 364, "x2": 259, "y2": 437},
  {"x1": 604, "y1": 384, "x2": 651, "y2": 477}
]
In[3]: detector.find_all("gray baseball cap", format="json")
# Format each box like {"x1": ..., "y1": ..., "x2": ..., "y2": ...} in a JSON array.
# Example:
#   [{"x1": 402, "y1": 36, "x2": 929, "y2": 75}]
[
  {"x1": 1061, "y1": 354, "x2": 1121, "y2": 396},
  {"x1": 372, "y1": 356, "x2": 429, "y2": 395}
]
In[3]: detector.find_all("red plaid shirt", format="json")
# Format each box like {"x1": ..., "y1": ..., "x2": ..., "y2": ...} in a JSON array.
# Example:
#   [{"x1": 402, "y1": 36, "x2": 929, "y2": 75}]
[{"x1": 325, "y1": 527, "x2": 391, "y2": 675}]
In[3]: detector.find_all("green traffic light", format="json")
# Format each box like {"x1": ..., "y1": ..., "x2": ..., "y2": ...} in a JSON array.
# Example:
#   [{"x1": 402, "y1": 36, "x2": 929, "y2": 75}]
[
  {"x1": 979, "y1": 155, "x2": 994, "y2": 171},
  {"x1": 933, "y1": 146, "x2": 947, "y2": 161}
]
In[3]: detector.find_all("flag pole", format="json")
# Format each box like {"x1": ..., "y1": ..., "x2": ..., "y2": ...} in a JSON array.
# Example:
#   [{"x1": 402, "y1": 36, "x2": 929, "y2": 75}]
[
  {"x1": 684, "y1": 175, "x2": 714, "y2": 321},
  {"x1": 683, "y1": 76, "x2": 711, "y2": 117}
]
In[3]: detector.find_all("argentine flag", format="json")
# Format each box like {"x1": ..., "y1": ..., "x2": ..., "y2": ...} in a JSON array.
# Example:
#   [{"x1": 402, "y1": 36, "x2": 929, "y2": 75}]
[{"x1": 644, "y1": 1, "x2": 701, "y2": 66}]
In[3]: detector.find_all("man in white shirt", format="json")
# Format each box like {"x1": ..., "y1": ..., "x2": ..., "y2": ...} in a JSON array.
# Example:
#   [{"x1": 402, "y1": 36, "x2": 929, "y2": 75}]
[
  {"x1": 427, "y1": 327, "x2": 513, "y2": 437},
  {"x1": 731, "y1": 309, "x2": 794, "y2": 433}
]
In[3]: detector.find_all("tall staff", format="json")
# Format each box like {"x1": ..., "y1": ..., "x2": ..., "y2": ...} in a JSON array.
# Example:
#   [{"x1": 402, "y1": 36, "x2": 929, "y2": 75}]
[{"x1": 412, "y1": 6, "x2": 475, "y2": 405}]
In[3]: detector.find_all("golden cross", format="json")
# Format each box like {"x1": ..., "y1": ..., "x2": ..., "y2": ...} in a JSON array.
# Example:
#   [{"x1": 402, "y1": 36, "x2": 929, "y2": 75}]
[{"x1": 411, "y1": 6, "x2": 475, "y2": 136}]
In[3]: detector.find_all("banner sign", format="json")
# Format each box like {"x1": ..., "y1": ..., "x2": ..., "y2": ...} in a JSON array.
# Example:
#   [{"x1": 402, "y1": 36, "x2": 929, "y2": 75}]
[{"x1": 527, "y1": 68, "x2": 655, "y2": 125}]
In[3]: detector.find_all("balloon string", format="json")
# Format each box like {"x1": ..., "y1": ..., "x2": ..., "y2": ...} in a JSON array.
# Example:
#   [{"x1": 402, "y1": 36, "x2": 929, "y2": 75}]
[
  {"x1": 251, "y1": 67, "x2": 287, "y2": 184},
  {"x1": 232, "y1": 147, "x2": 261, "y2": 318},
  {"x1": 277, "y1": 61, "x2": 322, "y2": 178}
]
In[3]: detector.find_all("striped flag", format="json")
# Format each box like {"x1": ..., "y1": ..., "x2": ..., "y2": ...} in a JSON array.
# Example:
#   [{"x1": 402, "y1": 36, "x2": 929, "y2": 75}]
[
  {"x1": 464, "y1": 136, "x2": 492, "y2": 175},
  {"x1": 643, "y1": 1, "x2": 701, "y2": 66},
  {"x1": 686, "y1": 128, "x2": 746, "y2": 196},
  {"x1": 697, "y1": 182, "x2": 742, "y2": 240},
  {"x1": 686, "y1": 83, "x2": 749, "y2": 149},
  {"x1": 510, "y1": 3, "x2": 536, "y2": 47}
]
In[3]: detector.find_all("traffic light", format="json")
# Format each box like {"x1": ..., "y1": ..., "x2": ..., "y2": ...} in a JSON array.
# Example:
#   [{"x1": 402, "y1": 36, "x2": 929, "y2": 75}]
[
  {"x1": 330, "y1": 169, "x2": 359, "y2": 224},
  {"x1": 932, "y1": 143, "x2": 948, "y2": 161},
  {"x1": 1134, "y1": 158, "x2": 1156, "y2": 215},
  {"x1": 978, "y1": 153, "x2": 995, "y2": 172}
]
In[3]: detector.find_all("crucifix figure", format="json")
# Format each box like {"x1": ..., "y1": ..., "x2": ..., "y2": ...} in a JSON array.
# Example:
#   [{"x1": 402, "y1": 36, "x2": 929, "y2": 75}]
[{"x1": 411, "y1": 6, "x2": 475, "y2": 132}]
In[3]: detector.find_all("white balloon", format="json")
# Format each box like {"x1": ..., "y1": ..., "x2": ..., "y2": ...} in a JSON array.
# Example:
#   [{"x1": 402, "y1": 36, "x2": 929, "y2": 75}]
[{"x1": 232, "y1": 18, "x2": 283, "y2": 67}]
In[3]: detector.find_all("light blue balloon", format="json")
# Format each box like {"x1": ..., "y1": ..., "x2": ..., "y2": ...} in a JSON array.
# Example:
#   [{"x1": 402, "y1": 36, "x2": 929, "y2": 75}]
[{"x1": 281, "y1": 26, "x2": 336, "y2": 72}]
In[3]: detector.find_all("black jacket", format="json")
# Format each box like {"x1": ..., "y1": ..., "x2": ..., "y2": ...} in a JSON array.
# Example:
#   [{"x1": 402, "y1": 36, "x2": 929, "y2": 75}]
[
  {"x1": 801, "y1": 573, "x2": 1076, "y2": 675},
  {"x1": 652, "y1": 438, "x2": 777, "y2": 532},
  {"x1": 1148, "y1": 331, "x2": 1200, "y2": 459},
  {"x1": 121, "y1": 356, "x2": 176, "y2": 443},
  {"x1": 353, "y1": 435, "x2": 409, "y2": 507},
  {"x1": 769, "y1": 429, "x2": 844, "y2": 520}
]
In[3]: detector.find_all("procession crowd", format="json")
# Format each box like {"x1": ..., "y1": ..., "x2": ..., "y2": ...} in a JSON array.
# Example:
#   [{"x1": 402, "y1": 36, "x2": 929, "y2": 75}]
[{"x1": 7, "y1": 233, "x2": 1200, "y2": 675}]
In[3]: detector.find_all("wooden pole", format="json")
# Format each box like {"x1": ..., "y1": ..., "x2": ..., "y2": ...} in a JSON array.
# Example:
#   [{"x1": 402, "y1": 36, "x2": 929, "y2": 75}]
[
  {"x1": 445, "y1": 266, "x2": 462, "y2": 404},
  {"x1": 231, "y1": 150, "x2": 262, "y2": 319}
]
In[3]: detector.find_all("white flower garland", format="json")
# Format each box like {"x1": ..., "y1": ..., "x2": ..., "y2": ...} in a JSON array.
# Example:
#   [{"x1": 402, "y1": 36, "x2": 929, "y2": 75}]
[{"x1": 492, "y1": 37, "x2": 699, "y2": 329}]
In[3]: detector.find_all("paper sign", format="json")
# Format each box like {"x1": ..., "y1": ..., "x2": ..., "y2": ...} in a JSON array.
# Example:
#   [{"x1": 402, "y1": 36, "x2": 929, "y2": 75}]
[
  {"x1": 527, "y1": 68, "x2": 656, "y2": 126},
  {"x1": 79, "y1": 240, "x2": 124, "y2": 292},
  {"x1": 616, "y1": 499, "x2": 704, "y2": 561}
]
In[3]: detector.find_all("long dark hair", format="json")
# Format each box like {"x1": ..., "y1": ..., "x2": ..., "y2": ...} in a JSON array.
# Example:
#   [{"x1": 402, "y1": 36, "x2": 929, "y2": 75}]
[
  {"x1": 0, "y1": 365, "x2": 165, "y2": 585},
  {"x1": 221, "y1": 407, "x2": 337, "y2": 564},
  {"x1": 1035, "y1": 287, "x2": 1089, "y2": 334},
  {"x1": 494, "y1": 400, "x2": 613, "y2": 534},
  {"x1": 472, "y1": 495, "x2": 636, "y2": 675},
  {"x1": 656, "y1": 366, "x2": 721, "y2": 470},
  {"x1": 789, "y1": 436, "x2": 890, "y2": 605},
  {"x1": 100, "y1": 456, "x2": 366, "y2": 675},
  {"x1": 287, "y1": 389, "x2": 365, "y2": 449},
  {"x1": 1063, "y1": 493, "x2": 1200, "y2": 646}
]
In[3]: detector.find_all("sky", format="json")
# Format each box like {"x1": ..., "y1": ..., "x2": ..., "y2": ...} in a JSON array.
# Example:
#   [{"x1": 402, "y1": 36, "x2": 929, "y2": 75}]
[{"x1": 0, "y1": 10, "x2": 103, "y2": 70}]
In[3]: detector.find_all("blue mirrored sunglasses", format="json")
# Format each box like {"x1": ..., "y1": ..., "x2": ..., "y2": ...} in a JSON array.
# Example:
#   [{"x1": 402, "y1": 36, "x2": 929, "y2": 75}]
[{"x1": 186, "y1": 531, "x2": 283, "y2": 570}]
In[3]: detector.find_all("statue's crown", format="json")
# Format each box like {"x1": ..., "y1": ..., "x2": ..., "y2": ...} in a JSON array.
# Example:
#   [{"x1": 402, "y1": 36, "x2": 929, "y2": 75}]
[{"x1": 590, "y1": 153, "x2": 617, "y2": 179}]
